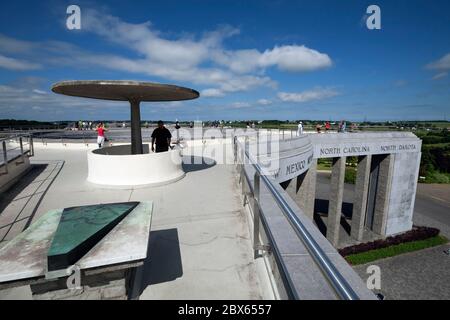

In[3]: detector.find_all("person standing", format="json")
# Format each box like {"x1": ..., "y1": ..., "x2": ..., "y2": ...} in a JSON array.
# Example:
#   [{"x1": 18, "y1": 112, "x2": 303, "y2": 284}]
[
  {"x1": 316, "y1": 123, "x2": 321, "y2": 133},
  {"x1": 96, "y1": 122, "x2": 107, "y2": 148},
  {"x1": 297, "y1": 121, "x2": 303, "y2": 135},
  {"x1": 325, "y1": 121, "x2": 331, "y2": 132},
  {"x1": 342, "y1": 120, "x2": 347, "y2": 133},
  {"x1": 151, "y1": 120, "x2": 172, "y2": 153},
  {"x1": 174, "y1": 121, "x2": 181, "y2": 141}
]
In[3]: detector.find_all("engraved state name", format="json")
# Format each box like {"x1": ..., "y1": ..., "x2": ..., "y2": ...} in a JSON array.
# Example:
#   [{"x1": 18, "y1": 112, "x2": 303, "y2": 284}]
[
  {"x1": 319, "y1": 143, "x2": 418, "y2": 156},
  {"x1": 319, "y1": 145, "x2": 370, "y2": 156}
]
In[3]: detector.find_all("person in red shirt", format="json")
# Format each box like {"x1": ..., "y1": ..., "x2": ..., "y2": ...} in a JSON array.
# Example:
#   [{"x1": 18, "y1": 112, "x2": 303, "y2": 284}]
[
  {"x1": 325, "y1": 121, "x2": 331, "y2": 132},
  {"x1": 96, "y1": 122, "x2": 108, "y2": 148}
]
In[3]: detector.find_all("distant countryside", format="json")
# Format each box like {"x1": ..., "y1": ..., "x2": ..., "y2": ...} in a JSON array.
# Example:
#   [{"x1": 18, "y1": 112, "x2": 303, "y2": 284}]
[{"x1": 1, "y1": 118, "x2": 449, "y2": 184}]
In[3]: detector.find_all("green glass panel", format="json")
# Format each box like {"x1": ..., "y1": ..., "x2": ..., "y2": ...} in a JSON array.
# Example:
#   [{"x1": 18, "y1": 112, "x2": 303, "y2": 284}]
[{"x1": 47, "y1": 202, "x2": 139, "y2": 271}]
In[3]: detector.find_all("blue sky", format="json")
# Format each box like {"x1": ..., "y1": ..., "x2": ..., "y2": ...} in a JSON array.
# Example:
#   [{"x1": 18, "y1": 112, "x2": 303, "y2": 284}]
[{"x1": 0, "y1": 0, "x2": 449, "y2": 121}]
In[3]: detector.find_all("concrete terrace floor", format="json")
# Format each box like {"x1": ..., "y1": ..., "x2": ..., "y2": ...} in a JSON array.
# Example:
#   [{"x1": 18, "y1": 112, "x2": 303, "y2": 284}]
[{"x1": 0, "y1": 145, "x2": 272, "y2": 300}]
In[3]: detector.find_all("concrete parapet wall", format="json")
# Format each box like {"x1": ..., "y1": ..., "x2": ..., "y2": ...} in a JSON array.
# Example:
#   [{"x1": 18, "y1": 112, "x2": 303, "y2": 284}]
[
  {"x1": 0, "y1": 155, "x2": 31, "y2": 193},
  {"x1": 87, "y1": 144, "x2": 185, "y2": 187},
  {"x1": 237, "y1": 163, "x2": 376, "y2": 300}
]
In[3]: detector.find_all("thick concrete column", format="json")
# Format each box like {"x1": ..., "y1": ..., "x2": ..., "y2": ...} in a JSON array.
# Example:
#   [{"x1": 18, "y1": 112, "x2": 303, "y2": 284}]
[
  {"x1": 130, "y1": 99, "x2": 143, "y2": 155},
  {"x1": 297, "y1": 159, "x2": 317, "y2": 219},
  {"x1": 351, "y1": 155, "x2": 372, "y2": 241},
  {"x1": 283, "y1": 159, "x2": 317, "y2": 220},
  {"x1": 327, "y1": 156, "x2": 346, "y2": 247},
  {"x1": 384, "y1": 151, "x2": 421, "y2": 235},
  {"x1": 372, "y1": 154, "x2": 393, "y2": 236}
]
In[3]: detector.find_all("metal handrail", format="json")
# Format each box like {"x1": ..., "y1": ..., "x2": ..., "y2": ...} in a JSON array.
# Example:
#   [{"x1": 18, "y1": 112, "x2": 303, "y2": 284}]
[
  {"x1": 1, "y1": 134, "x2": 34, "y2": 174},
  {"x1": 234, "y1": 135, "x2": 359, "y2": 300},
  {"x1": 22, "y1": 127, "x2": 300, "y2": 145},
  {"x1": 0, "y1": 133, "x2": 31, "y2": 142}
]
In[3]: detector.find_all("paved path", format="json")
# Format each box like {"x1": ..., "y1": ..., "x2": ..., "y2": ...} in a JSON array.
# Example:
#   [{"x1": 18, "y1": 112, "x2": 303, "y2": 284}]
[
  {"x1": 414, "y1": 183, "x2": 450, "y2": 238},
  {"x1": 354, "y1": 244, "x2": 450, "y2": 300}
]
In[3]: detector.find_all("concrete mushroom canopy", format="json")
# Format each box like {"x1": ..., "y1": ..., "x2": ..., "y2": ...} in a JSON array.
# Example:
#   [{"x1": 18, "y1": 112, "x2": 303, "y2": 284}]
[
  {"x1": 51, "y1": 80, "x2": 200, "y2": 102},
  {"x1": 52, "y1": 80, "x2": 200, "y2": 154}
]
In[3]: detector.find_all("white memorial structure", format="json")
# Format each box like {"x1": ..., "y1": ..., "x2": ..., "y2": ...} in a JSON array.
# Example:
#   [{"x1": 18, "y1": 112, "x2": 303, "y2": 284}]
[{"x1": 249, "y1": 131, "x2": 421, "y2": 246}]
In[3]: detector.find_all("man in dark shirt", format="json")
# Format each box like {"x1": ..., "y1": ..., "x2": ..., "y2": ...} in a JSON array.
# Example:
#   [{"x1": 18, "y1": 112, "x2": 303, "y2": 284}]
[{"x1": 151, "y1": 120, "x2": 172, "y2": 153}]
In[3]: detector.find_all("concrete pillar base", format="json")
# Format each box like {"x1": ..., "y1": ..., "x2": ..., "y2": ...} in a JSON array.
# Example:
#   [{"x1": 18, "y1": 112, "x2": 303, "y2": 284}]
[
  {"x1": 283, "y1": 159, "x2": 317, "y2": 220},
  {"x1": 351, "y1": 155, "x2": 372, "y2": 241},
  {"x1": 327, "y1": 157, "x2": 346, "y2": 247}
]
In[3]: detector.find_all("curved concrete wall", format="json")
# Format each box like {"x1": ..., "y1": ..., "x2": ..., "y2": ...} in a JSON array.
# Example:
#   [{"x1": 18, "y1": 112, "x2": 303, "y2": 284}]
[
  {"x1": 87, "y1": 144, "x2": 185, "y2": 187},
  {"x1": 245, "y1": 135, "x2": 314, "y2": 183}
]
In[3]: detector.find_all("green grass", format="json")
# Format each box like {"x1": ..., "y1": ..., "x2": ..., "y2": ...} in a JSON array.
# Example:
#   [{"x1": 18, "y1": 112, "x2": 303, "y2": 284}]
[
  {"x1": 317, "y1": 163, "x2": 331, "y2": 170},
  {"x1": 344, "y1": 167, "x2": 357, "y2": 184},
  {"x1": 345, "y1": 235, "x2": 448, "y2": 265},
  {"x1": 423, "y1": 171, "x2": 450, "y2": 184}
]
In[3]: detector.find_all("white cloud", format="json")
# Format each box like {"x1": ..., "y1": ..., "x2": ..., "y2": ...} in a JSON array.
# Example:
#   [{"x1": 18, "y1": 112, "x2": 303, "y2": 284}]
[
  {"x1": 32, "y1": 89, "x2": 47, "y2": 95},
  {"x1": 426, "y1": 53, "x2": 450, "y2": 71},
  {"x1": 0, "y1": 54, "x2": 41, "y2": 71},
  {"x1": 277, "y1": 87, "x2": 339, "y2": 103},
  {"x1": 231, "y1": 102, "x2": 251, "y2": 109},
  {"x1": 259, "y1": 45, "x2": 332, "y2": 72},
  {"x1": 213, "y1": 45, "x2": 332, "y2": 74},
  {"x1": 257, "y1": 99, "x2": 272, "y2": 105},
  {"x1": 0, "y1": 10, "x2": 332, "y2": 99},
  {"x1": 0, "y1": 84, "x2": 121, "y2": 116},
  {"x1": 432, "y1": 72, "x2": 448, "y2": 80},
  {"x1": 202, "y1": 88, "x2": 225, "y2": 97},
  {"x1": 394, "y1": 80, "x2": 407, "y2": 87},
  {"x1": 0, "y1": 34, "x2": 35, "y2": 54}
]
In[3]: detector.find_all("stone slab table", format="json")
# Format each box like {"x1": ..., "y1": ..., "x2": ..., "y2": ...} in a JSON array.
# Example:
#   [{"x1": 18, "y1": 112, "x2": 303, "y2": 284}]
[{"x1": 0, "y1": 201, "x2": 153, "y2": 300}]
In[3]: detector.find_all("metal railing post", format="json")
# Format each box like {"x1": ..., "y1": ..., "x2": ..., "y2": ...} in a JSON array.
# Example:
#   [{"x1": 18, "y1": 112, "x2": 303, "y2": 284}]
[
  {"x1": 30, "y1": 135, "x2": 34, "y2": 156},
  {"x1": 2, "y1": 141, "x2": 8, "y2": 174},
  {"x1": 19, "y1": 137, "x2": 24, "y2": 163},
  {"x1": 253, "y1": 171, "x2": 261, "y2": 258},
  {"x1": 233, "y1": 136, "x2": 237, "y2": 164},
  {"x1": 241, "y1": 165, "x2": 247, "y2": 205}
]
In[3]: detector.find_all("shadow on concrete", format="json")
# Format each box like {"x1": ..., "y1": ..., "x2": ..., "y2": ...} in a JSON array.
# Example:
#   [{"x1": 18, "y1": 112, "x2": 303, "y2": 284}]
[
  {"x1": 314, "y1": 198, "x2": 354, "y2": 219},
  {"x1": 313, "y1": 213, "x2": 328, "y2": 235},
  {"x1": 0, "y1": 164, "x2": 47, "y2": 213},
  {"x1": 132, "y1": 228, "x2": 183, "y2": 298},
  {"x1": 182, "y1": 156, "x2": 216, "y2": 172},
  {"x1": 0, "y1": 164, "x2": 49, "y2": 242},
  {"x1": 313, "y1": 198, "x2": 354, "y2": 237}
]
